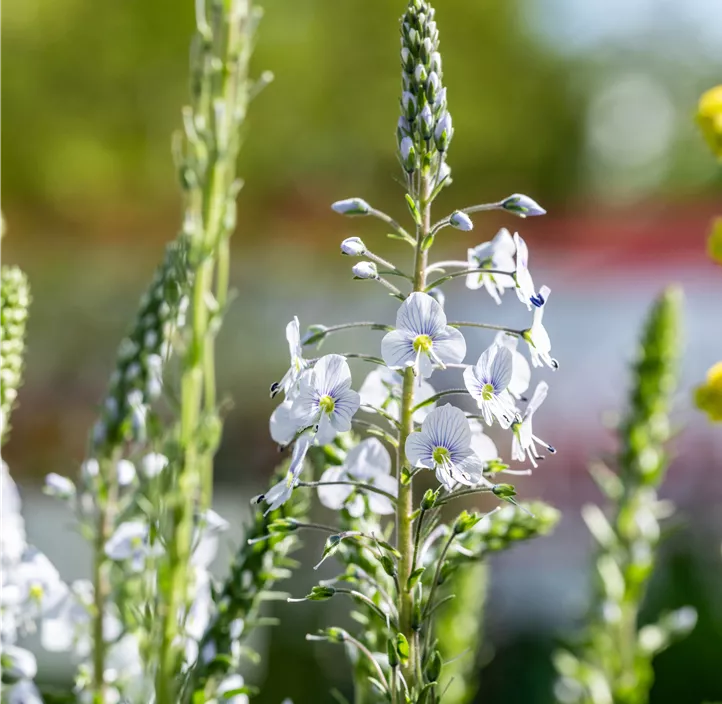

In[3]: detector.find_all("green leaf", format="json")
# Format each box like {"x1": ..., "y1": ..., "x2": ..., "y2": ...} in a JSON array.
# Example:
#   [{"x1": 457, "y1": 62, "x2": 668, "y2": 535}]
[
  {"x1": 405, "y1": 193, "x2": 422, "y2": 226},
  {"x1": 407, "y1": 567, "x2": 425, "y2": 590}
]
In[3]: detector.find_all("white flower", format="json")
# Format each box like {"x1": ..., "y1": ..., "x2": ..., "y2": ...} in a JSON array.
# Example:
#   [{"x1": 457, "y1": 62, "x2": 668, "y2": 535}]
[
  {"x1": 291, "y1": 355, "x2": 360, "y2": 445},
  {"x1": 358, "y1": 367, "x2": 436, "y2": 423},
  {"x1": 463, "y1": 344, "x2": 517, "y2": 428},
  {"x1": 513, "y1": 233, "x2": 544, "y2": 310},
  {"x1": 406, "y1": 405, "x2": 484, "y2": 490},
  {"x1": 141, "y1": 452, "x2": 168, "y2": 477},
  {"x1": 493, "y1": 332, "x2": 531, "y2": 400},
  {"x1": 352, "y1": 262, "x2": 378, "y2": 279},
  {"x1": 269, "y1": 399, "x2": 297, "y2": 446},
  {"x1": 260, "y1": 433, "x2": 312, "y2": 514},
  {"x1": 1, "y1": 463, "x2": 26, "y2": 565},
  {"x1": 331, "y1": 198, "x2": 371, "y2": 216},
  {"x1": 523, "y1": 286, "x2": 557, "y2": 369},
  {"x1": 468, "y1": 419, "x2": 499, "y2": 464},
  {"x1": 273, "y1": 316, "x2": 308, "y2": 399},
  {"x1": 340, "y1": 237, "x2": 366, "y2": 256},
  {"x1": 449, "y1": 211, "x2": 473, "y2": 231},
  {"x1": 317, "y1": 438, "x2": 397, "y2": 516},
  {"x1": 501, "y1": 193, "x2": 546, "y2": 218},
  {"x1": 381, "y1": 292, "x2": 466, "y2": 379},
  {"x1": 7, "y1": 680, "x2": 43, "y2": 704},
  {"x1": 13, "y1": 548, "x2": 68, "y2": 620},
  {"x1": 81, "y1": 458, "x2": 100, "y2": 480},
  {"x1": 217, "y1": 674, "x2": 249, "y2": 704},
  {"x1": 105, "y1": 521, "x2": 150, "y2": 572},
  {"x1": 116, "y1": 459, "x2": 136, "y2": 486},
  {"x1": 43, "y1": 473, "x2": 76, "y2": 499},
  {"x1": 512, "y1": 381, "x2": 555, "y2": 467},
  {"x1": 466, "y1": 228, "x2": 516, "y2": 304},
  {"x1": 2, "y1": 645, "x2": 37, "y2": 679}
]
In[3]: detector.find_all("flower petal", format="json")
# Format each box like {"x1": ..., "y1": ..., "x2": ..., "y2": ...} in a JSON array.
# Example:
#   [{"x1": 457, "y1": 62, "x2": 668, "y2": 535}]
[
  {"x1": 330, "y1": 389, "x2": 361, "y2": 432},
  {"x1": 381, "y1": 330, "x2": 415, "y2": 369},
  {"x1": 317, "y1": 466, "x2": 353, "y2": 511},
  {"x1": 346, "y1": 438, "x2": 392, "y2": 480},
  {"x1": 396, "y1": 292, "x2": 447, "y2": 336},
  {"x1": 314, "y1": 354, "x2": 352, "y2": 395},
  {"x1": 423, "y1": 404, "x2": 471, "y2": 456},
  {"x1": 270, "y1": 400, "x2": 298, "y2": 445},
  {"x1": 405, "y1": 432, "x2": 434, "y2": 468},
  {"x1": 432, "y1": 326, "x2": 466, "y2": 365}
]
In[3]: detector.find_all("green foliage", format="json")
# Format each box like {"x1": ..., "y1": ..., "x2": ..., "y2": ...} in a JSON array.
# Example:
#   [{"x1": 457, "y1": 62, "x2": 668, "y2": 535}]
[
  {"x1": 187, "y1": 464, "x2": 309, "y2": 702},
  {"x1": 554, "y1": 287, "x2": 696, "y2": 704}
]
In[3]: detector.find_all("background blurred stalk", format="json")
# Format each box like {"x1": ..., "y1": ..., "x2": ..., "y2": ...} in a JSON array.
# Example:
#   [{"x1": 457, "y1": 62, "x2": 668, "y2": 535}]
[
  {"x1": 554, "y1": 287, "x2": 696, "y2": 704},
  {"x1": 155, "y1": 1, "x2": 256, "y2": 701}
]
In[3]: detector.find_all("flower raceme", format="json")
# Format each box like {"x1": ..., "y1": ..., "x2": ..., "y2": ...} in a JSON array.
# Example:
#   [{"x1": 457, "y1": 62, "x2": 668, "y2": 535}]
[{"x1": 381, "y1": 292, "x2": 466, "y2": 379}]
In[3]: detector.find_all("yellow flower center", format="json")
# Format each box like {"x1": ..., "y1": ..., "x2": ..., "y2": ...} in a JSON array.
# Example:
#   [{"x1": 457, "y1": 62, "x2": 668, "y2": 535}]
[
  {"x1": 319, "y1": 395, "x2": 335, "y2": 414},
  {"x1": 413, "y1": 334, "x2": 433, "y2": 353},
  {"x1": 29, "y1": 583, "x2": 44, "y2": 601},
  {"x1": 481, "y1": 383, "x2": 495, "y2": 401},
  {"x1": 432, "y1": 446, "x2": 450, "y2": 465}
]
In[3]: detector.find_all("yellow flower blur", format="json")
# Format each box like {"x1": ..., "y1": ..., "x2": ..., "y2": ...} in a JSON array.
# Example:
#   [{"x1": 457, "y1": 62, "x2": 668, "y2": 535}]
[
  {"x1": 695, "y1": 361, "x2": 722, "y2": 422},
  {"x1": 697, "y1": 85, "x2": 722, "y2": 159}
]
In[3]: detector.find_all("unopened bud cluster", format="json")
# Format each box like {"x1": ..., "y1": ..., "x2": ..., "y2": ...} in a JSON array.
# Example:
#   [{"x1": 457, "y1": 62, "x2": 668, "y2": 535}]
[
  {"x1": 397, "y1": 0, "x2": 452, "y2": 174},
  {"x1": 92, "y1": 242, "x2": 189, "y2": 452},
  {"x1": 1, "y1": 266, "x2": 30, "y2": 442}
]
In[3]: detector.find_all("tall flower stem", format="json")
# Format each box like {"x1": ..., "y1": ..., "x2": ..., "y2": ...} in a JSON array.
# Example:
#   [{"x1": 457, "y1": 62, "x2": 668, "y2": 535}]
[
  {"x1": 155, "y1": 2, "x2": 255, "y2": 701},
  {"x1": 396, "y1": 171, "x2": 432, "y2": 688}
]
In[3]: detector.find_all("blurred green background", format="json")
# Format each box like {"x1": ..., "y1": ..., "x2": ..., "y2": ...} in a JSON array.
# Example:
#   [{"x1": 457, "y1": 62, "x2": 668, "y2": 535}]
[{"x1": 2, "y1": 0, "x2": 722, "y2": 701}]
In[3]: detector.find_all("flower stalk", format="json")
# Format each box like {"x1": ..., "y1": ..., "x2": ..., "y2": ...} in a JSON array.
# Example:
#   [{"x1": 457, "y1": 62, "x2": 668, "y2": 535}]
[{"x1": 154, "y1": 2, "x2": 258, "y2": 702}]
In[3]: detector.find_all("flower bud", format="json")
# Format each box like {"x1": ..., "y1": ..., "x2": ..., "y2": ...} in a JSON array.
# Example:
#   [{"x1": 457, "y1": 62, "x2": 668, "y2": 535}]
[
  {"x1": 402, "y1": 91, "x2": 417, "y2": 120},
  {"x1": 387, "y1": 638, "x2": 399, "y2": 668},
  {"x1": 340, "y1": 237, "x2": 366, "y2": 256},
  {"x1": 399, "y1": 136, "x2": 417, "y2": 173},
  {"x1": 425, "y1": 650, "x2": 443, "y2": 682},
  {"x1": 501, "y1": 193, "x2": 546, "y2": 218},
  {"x1": 420, "y1": 37, "x2": 433, "y2": 63},
  {"x1": 430, "y1": 51, "x2": 442, "y2": 74},
  {"x1": 434, "y1": 112, "x2": 453, "y2": 152},
  {"x1": 43, "y1": 473, "x2": 76, "y2": 499},
  {"x1": 307, "y1": 585, "x2": 336, "y2": 601},
  {"x1": 401, "y1": 47, "x2": 413, "y2": 72},
  {"x1": 421, "y1": 488, "x2": 438, "y2": 510},
  {"x1": 449, "y1": 210, "x2": 473, "y2": 231},
  {"x1": 331, "y1": 198, "x2": 371, "y2": 216},
  {"x1": 397, "y1": 116, "x2": 411, "y2": 142},
  {"x1": 268, "y1": 518, "x2": 299, "y2": 533},
  {"x1": 492, "y1": 483, "x2": 517, "y2": 499},
  {"x1": 414, "y1": 63, "x2": 427, "y2": 85},
  {"x1": 116, "y1": 459, "x2": 136, "y2": 486},
  {"x1": 378, "y1": 554, "x2": 397, "y2": 578},
  {"x1": 419, "y1": 104, "x2": 434, "y2": 140},
  {"x1": 396, "y1": 633, "x2": 410, "y2": 664},
  {"x1": 352, "y1": 262, "x2": 379, "y2": 280},
  {"x1": 2, "y1": 645, "x2": 37, "y2": 680},
  {"x1": 453, "y1": 509, "x2": 482, "y2": 535},
  {"x1": 426, "y1": 71, "x2": 440, "y2": 103}
]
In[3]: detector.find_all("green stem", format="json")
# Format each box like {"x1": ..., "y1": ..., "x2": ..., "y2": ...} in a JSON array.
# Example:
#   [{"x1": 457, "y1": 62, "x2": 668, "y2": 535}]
[
  {"x1": 424, "y1": 267, "x2": 514, "y2": 292},
  {"x1": 448, "y1": 321, "x2": 522, "y2": 336},
  {"x1": 90, "y1": 455, "x2": 118, "y2": 703},
  {"x1": 396, "y1": 172, "x2": 432, "y2": 691},
  {"x1": 297, "y1": 479, "x2": 398, "y2": 503}
]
